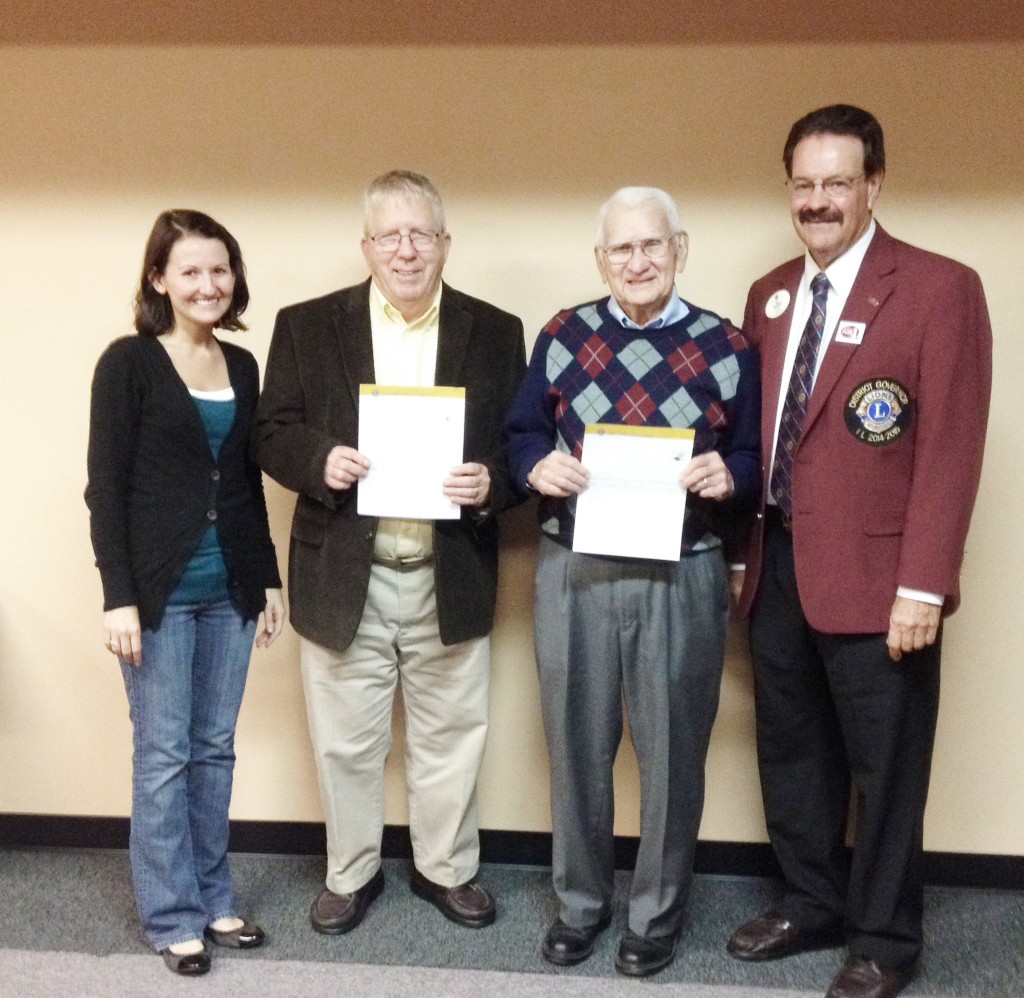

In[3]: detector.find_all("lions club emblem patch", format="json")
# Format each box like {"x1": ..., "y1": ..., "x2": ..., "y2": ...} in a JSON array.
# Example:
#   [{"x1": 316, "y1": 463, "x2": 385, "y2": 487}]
[{"x1": 844, "y1": 379, "x2": 913, "y2": 445}]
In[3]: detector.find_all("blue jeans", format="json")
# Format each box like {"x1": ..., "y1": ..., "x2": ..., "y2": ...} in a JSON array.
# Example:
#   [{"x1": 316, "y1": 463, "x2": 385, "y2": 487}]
[{"x1": 119, "y1": 598, "x2": 256, "y2": 950}]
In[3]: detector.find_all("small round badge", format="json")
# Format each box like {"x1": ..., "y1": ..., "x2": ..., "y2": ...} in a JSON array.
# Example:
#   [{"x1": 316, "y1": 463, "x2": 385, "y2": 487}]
[
  {"x1": 844, "y1": 378, "x2": 913, "y2": 445},
  {"x1": 765, "y1": 289, "x2": 790, "y2": 319}
]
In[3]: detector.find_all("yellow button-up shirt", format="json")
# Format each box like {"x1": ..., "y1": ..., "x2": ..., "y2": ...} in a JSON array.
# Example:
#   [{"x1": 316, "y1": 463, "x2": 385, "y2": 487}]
[{"x1": 368, "y1": 280, "x2": 441, "y2": 562}]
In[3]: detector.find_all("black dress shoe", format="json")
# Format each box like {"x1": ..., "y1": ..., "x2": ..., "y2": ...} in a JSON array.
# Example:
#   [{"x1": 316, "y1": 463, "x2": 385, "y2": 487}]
[
  {"x1": 204, "y1": 918, "x2": 266, "y2": 949},
  {"x1": 826, "y1": 955, "x2": 914, "y2": 998},
  {"x1": 410, "y1": 867, "x2": 496, "y2": 928},
  {"x1": 614, "y1": 930, "x2": 677, "y2": 977},
  {"x1": 160, "y1": 945, "x2": 211, "y2": 976},
  {"x1": 727, "y1": 910, "x2": 843, "y2": 961},
  {"x1": 542, "y1": 912, "x2": 612, "y2": 966},
  {"x1": 310, "y1": 867, "x2": 385, "y2": 934}
]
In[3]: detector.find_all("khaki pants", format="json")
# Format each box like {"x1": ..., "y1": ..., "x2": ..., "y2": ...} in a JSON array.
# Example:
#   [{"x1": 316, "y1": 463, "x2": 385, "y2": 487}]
[{"x1": 301, "y1": 561, "x2": 489, "y2": 893}]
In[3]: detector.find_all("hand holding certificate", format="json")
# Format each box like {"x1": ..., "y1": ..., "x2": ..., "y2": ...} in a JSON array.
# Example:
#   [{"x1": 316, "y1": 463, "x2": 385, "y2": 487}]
[
  {"x1": 572, "y1": 424, "x2": 695, "y2": 561},
  {"x1": 357, "y1": 385, "x2": 466, "y2": 520}
]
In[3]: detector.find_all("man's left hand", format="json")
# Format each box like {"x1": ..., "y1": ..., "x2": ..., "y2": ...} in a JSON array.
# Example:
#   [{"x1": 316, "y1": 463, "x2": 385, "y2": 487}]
[
  {"x1": 445, "y1": 462, "x2": 491, "y2": 507},
  {"x1": 887, "y1": 596, "x2": 941, "y2": 662},
  {"x1": 680, "y1": 452, "x2": 734, "y2": 501}
]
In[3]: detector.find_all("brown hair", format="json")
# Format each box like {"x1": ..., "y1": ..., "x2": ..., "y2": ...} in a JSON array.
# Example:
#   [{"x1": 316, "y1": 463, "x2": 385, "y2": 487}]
[{"x1": 134, "y1": 209, "x2": 249, "y2": 336}]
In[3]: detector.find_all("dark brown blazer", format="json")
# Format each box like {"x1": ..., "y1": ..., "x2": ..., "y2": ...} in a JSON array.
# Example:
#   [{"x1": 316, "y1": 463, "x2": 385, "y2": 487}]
[
  {"x1": 254, "y1": 279, "x2": 526, "y2": 651},
  {"x1": 738, "y1": 225, "x2": 992, "y2": 634}
]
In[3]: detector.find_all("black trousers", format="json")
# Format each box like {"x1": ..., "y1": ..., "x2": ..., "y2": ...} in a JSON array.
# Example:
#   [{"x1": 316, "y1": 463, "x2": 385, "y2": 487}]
[{"x1": 749, "y1": 517, "x2": 940, "y2": 968}]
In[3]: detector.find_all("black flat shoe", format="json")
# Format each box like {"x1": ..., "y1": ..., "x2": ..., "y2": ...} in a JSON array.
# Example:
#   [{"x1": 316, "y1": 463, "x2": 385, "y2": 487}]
[
  {"x1": 615, "y1": 930, "x2": 677, "y2": 977},
  {"x1": 160, "y1": 945, "x2": 211, "y2": 976},
  {"x1": 204, "y1": 918, "x2": 266, "y2": 949},
  {"x1": 542, "y1": 912, "x2": 613, "y2": 966}
]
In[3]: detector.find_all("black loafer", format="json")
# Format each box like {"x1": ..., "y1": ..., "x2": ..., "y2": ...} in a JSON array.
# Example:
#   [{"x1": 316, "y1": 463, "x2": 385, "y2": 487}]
[
  {"x1": 542, "y1": 912, "x2": 613, "y2": 966},
  {"x1": 410, "y1": 868, "x2": 496, "y2": 928},
  {"x1": 615, "y1": 930, "x2": 677, "y2": 978},
  {"x1": 310, "y1": 867, "x2": 385, "y2": 935},
  {"x1": 204, "y1": 918, "x2": 266, "y2": 949},
  {"x1": 160, "y1": 945, "x2": 211, "y2": 976}
]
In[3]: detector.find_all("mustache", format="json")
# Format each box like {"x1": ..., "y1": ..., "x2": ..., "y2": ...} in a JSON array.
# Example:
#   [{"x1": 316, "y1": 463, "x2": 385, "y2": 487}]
[{"x1": 799, "y1": 207, "x2": 843, "y2": 224}]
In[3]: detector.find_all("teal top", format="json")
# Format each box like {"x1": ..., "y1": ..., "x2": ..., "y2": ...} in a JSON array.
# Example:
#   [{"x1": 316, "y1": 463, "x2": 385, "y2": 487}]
[{"x1": 167, "y1": 389, "x2": 236, "y2": 605}]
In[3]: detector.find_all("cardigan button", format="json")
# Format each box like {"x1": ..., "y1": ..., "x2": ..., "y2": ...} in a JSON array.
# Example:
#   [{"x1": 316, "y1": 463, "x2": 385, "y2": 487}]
[
  {"x1": 211, "y1": 470, "x2": 221, "y2": 481},
  {"x1": 207, "y1": 510, "x2": 218, "y2": 521}
]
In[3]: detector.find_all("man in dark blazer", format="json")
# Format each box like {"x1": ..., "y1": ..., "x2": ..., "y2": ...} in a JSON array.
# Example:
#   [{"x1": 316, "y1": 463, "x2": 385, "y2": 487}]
[
  {"x1": 727, "y1": 107, "x2": 991, "y2": 998},
  {"x1": 254, "y1": 170, "x2": 525, "y2": 935}
]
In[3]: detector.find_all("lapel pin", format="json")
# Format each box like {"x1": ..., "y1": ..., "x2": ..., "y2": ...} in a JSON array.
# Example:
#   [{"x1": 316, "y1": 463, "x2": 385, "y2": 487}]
[
  {"x1": 835, "y1": 321, "x2": 866, "y2": 346},
  {"x1": 765, "y1": 289, "x2": 790, "y2": 319}
]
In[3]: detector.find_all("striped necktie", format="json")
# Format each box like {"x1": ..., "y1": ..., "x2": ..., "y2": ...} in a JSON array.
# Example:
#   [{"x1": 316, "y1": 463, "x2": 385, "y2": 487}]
[{"x1": 769, "y1": 272, "x2": 830, "y2": 519}]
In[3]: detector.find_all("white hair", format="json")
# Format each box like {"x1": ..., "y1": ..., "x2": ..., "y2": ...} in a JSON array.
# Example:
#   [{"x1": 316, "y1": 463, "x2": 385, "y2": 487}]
[
  {"x1": 362, "y1": 170, "x2": 446, "y2": 234},
  {"x1": 594, "y1": 187, "x2": 683, "y2": 246}
]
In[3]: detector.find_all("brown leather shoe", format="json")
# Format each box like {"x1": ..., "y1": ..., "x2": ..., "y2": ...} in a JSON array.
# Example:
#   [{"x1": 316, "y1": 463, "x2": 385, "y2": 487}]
[
  {"x1": 410, "y1": 868, "x2": 496, "y2": 928},
  {"x1": 309, "y1": 868, "x2": 384, "y2": 935},
  {"x1": 727, "y1": 910, "x2": 842, "y2": 961},
  {"x1": 825, "y1": 956, "x2": 914, "y2": 998}
]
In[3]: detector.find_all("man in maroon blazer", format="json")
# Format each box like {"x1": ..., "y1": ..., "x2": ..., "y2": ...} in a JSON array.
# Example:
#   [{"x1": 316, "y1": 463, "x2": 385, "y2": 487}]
[{"x1": 727, "y1": 105, "x2": 991, "y2": 998}]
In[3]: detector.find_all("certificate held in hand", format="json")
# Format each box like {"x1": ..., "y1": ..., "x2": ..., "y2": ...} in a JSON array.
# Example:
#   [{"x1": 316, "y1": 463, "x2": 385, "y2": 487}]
[
  {"x1": 356, "y1": 385, "x2": 466, "y2": 520},
  {"x1": 572, "y1": 424, "x2": 695, "y2": 561}
]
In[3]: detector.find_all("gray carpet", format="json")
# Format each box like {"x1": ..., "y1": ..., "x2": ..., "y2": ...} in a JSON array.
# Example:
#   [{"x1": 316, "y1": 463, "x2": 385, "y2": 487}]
[
  {"x1": 0, "y1": 950, "x2": 825, "y2": 998},
  {"x1": 1, "y1": 848, "x2": 1021, "y2": 996}
]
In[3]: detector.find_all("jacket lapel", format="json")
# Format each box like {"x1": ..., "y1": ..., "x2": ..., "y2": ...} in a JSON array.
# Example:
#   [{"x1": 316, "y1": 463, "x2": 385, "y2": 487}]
[
  {"x1": 335, "y1": 279, "x2": 375, "y2": 407},
  {"x1": 434, "y1": 285, "x2": 472, "y2": 387},
  {"x1": 760, "y1": 261, "x2": 803, "y2": 461}
]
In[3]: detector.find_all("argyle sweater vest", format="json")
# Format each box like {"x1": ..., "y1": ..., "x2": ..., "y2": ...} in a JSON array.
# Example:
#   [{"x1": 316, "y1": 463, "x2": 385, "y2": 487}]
[{"x1": 519, "y1": 298, "x2": 751, "y2": 552}]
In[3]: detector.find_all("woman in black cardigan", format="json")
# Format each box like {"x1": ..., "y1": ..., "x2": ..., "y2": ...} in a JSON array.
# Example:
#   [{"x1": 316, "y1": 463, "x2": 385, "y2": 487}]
[{"x1": 86, "y1": 210, "x2": 284, "y2": 976}]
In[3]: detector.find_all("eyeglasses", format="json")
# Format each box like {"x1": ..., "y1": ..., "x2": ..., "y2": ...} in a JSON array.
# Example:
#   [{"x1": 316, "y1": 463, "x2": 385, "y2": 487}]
[
  {"x1": 369, "y1": 228, "x2": 443, "y2": 252},
  {"x1": 786, "y1": 175, "x2": 865, "y2": 200},
  {"x1": 601, "y1": 235, "x2": 679, "y2": 265}
]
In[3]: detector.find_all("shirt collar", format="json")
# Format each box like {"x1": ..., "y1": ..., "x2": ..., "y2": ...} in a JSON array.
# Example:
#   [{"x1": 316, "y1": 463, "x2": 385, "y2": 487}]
[
  {"x1": 607, "y1": 289, "x2": 689, "y2": 330},
  {"x1": 369, "y1": 279, "x2": 442, "y2": 328},
  {"x1": 804, "y1": 218, "x2": 877, "y2": 297}
]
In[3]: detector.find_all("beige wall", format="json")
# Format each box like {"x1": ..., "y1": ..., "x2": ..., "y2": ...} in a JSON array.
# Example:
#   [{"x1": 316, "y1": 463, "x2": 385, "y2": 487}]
[{"x1": 1, "y1": 42, "x2": 1021, "y2": 855}]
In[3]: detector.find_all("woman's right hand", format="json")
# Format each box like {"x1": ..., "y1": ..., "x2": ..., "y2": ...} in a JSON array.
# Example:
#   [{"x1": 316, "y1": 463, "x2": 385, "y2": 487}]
[{"x1": 104, "y1": 606, "x2": 142, "y2": 666}]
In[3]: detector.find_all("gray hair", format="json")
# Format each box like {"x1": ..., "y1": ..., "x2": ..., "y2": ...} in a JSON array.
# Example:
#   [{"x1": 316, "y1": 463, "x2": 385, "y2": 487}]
[
  {"x1": 594, "y1": 187, "x2": 682, "y2": 247},
  {"x1": 363, "y1": 170, "x2": 446, "y2": 234}
]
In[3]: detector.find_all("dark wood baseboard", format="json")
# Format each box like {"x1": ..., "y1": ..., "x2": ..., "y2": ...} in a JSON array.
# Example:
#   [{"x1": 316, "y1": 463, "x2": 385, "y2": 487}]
[{"x1": 2, "y1": 814, "x2": 1020, "y2": 890}]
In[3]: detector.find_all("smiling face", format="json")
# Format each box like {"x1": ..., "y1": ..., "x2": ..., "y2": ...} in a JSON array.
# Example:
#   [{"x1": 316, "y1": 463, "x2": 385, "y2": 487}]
[
  {"x1": 150, "y1": 235, "x2": 235, "y2": 334},
  {"x1": 361, "y1": 193, "x2": 451, "y2": 322},
  {"x1": 789, "y1": 133, "x2": 883, "y2": 269},
  {"x1": 596, "y1": 201, "x2": 686, "y2": 327}
]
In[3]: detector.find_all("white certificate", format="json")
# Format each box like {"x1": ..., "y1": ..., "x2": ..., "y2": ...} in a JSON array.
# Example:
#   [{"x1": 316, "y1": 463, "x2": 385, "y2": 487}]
[
  {"x1": 572, "y1": 424, "x2": 695, "y2": 561},
  {"x1": 356, "y1": 385, "x2": 465, "y2": 520}
]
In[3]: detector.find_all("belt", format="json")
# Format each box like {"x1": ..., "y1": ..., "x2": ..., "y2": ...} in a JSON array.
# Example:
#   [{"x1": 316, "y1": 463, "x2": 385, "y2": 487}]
[
  {"x1": 765, "y1": 505, "x2": 793, "y2": 535},
  {"x1": 372, "y1": 555, "x2": 434, "y2": 570}
]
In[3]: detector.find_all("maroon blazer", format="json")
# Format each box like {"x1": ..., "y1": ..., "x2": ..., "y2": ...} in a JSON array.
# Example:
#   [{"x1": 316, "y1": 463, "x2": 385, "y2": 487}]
[{"x1": 738, "y1": 224, "x2": 992, "y2": 634}]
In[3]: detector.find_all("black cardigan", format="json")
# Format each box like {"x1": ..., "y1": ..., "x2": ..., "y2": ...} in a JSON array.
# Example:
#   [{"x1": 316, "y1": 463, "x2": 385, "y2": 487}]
[{"x1": 85, "y1": 335, "x2": 281, "y2": 630}]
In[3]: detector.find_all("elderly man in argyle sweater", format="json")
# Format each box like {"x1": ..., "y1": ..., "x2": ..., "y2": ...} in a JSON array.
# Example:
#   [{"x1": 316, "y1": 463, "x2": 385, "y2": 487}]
[{"x1": 504, "y1": 187, "x2": 760, "y2": 978}]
